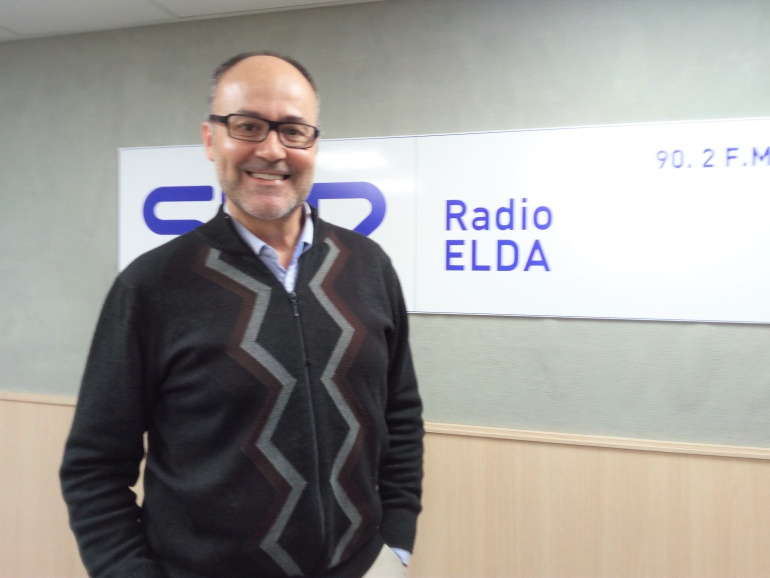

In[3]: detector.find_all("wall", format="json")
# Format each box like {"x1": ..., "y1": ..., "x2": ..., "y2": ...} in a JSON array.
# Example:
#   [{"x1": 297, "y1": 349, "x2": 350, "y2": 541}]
[
  {"x1": 3, "y1": 0, "x2": 770, "y2": 445},
  {"x1": 2, "y1": 0, "x2": 770, "y2": 576}
]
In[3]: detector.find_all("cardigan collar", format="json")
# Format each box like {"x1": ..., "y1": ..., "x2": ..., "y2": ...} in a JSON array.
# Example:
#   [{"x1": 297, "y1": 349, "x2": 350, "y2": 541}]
[{"x1": 194, "y1": 203, "x2": 325, "y2": 257}]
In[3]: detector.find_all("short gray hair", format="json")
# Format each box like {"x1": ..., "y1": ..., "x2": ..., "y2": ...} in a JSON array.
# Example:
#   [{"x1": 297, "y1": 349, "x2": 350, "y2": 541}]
[{"x1": 207, "y1": 51, "x2": 319, "y2": 113}]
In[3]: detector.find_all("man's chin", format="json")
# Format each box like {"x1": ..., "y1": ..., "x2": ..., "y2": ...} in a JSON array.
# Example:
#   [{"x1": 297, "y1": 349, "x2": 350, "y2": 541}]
[{"x1": 232, "y1": 199, "x2": 304, "y2": 223}]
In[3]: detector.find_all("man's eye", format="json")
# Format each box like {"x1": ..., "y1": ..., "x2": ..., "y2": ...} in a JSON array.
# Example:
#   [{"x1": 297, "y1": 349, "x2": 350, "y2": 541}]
[{"x1": 283, "y1": 126, "x2": 315, "y2": 140}]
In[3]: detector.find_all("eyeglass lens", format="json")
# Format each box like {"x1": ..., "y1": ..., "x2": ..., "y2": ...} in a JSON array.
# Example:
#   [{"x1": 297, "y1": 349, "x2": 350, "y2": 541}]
[{"x1": 227, "y1": 115, "x2": 316, "y2": 147}]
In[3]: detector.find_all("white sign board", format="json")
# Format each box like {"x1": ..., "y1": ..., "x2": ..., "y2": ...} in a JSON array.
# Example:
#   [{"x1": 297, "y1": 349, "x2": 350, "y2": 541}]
[{"x1": 120, "y1": 119, "x2": 770, "y2": 323}]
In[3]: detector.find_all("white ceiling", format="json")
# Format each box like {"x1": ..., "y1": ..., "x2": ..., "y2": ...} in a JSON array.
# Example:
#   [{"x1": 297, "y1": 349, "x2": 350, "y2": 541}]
[{"x1": 0, "y1": 0, "x2": 383, "y2": 42}]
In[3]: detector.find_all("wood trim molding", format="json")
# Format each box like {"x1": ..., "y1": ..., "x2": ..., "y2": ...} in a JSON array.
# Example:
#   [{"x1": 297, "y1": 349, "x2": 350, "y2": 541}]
[
  {"x1": 426, "y1": 422, "x2": 770, "y2": 460},
  {"x1": 0, "y1": 391, "x2": 78, "y2": 407},
  {"x1": 4, "y1": 391, "x2": 768, "y2": 460}
]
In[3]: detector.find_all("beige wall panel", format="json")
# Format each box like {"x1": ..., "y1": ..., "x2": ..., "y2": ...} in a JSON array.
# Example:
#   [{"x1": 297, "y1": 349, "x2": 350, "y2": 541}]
[
  {"x1": 3, "y1": 397, "x2": 770, "y2": 578},
  {"x1": 0, "y1": 398, "x2": 86, "y2": 577},
  {"x1": 410, "y1": 432, "x2": 770, "y2": 578}
]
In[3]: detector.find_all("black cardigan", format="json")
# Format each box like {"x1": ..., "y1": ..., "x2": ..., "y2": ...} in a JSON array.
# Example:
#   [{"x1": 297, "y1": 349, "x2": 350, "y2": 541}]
[{"x1": 60, "y1": 207, "x2": 423, "y2": 578}]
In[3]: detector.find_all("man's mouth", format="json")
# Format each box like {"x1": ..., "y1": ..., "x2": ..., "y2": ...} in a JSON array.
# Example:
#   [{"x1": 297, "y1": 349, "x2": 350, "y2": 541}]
[{"x1": 246, "y1": 172, "x2": 288, "y2": 181}]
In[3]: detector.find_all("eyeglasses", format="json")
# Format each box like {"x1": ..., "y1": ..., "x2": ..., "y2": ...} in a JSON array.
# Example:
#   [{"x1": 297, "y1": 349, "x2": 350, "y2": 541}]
[{"x1": 208, "y1": 113, "x2": 319, "y2": 149}]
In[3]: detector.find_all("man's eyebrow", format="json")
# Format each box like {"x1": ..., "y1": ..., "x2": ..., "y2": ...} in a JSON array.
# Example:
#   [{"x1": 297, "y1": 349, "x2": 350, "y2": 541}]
[{"x1": 236, "y1": 110, "x2": 310, "y2": 124}]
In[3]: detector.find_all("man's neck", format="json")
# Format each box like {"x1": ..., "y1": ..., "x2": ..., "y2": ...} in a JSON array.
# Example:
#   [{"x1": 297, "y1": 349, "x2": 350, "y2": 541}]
[{"x1": 227, "y1": 201, "x2": 304, "y2": 268}]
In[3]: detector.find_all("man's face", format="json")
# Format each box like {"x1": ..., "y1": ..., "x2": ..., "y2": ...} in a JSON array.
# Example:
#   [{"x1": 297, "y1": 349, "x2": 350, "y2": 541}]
[{"x1": 203, "y1": 56, "x2": 318, "y2": 226}]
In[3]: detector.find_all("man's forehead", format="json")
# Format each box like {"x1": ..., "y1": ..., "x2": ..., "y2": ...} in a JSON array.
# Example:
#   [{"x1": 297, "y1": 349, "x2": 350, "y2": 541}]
[
  {"x1": 214, "y1": 56, "x2": 317, "y2": 113},
  {"x1": 220, "y1": 56, "x2": 311, "y2": 91}
]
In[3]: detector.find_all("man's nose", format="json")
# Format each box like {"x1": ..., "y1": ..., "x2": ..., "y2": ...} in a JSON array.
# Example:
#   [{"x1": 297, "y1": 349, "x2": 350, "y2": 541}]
[{"x1": 254, "y1": 129, "x2": 287, "y2": 161}]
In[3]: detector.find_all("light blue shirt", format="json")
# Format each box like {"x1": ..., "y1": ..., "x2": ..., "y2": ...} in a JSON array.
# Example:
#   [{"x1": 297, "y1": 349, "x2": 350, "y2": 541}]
[{"x1": 225, "y1": 203, "x2": 314, "y2": 293}]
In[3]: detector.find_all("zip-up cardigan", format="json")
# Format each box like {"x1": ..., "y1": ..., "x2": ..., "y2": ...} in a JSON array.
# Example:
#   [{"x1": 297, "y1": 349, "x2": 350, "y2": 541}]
[{"x1": 60, "y1": 207, "x2": 424, "y2": 578}]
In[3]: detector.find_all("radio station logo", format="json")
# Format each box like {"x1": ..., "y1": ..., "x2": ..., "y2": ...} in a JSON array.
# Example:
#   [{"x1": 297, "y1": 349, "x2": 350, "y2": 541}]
[{"x1": 142, "y1": 182, "x2": 386, "y2": 237}]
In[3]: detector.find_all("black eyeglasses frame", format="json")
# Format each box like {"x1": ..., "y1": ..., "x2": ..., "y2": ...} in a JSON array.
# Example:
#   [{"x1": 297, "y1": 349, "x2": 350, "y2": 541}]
[{"x1": 208, "y1": 113, "x2": 320, "y2": 149}]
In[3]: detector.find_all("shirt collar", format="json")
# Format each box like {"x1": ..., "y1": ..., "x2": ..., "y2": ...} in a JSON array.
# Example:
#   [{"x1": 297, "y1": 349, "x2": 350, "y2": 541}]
[{"x1": 224, "y1": 202, "x2": 314, "y2": 257}]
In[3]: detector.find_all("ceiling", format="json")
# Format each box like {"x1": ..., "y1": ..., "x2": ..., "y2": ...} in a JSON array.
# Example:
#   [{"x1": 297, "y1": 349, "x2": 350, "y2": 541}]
[{"x1": 0, "y1": 0, "x2": 383, "y2": 42}]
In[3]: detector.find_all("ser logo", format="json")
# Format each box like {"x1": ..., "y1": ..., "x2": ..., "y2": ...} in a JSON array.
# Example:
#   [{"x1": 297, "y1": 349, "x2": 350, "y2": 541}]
[{"x1": 143, "y1": 182, "x2": 386, "y2": 237}]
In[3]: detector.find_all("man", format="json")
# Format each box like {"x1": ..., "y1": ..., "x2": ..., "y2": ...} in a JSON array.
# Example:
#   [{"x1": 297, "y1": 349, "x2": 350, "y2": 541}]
[{"x1": 60, "y1": 52, "x2": 424, "y2": 578}]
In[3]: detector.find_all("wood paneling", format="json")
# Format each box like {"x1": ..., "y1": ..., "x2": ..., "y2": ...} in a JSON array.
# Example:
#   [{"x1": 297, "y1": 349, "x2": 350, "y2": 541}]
[
  {"x1": 3, "y1": 395, "x2": 769, "y2": 578},
  {"x1": 0, "y1": 397, "x2": 87, "y2": 577},
  {"x1": 410, "y1": 432, "x2": 770, "y2": 578}
]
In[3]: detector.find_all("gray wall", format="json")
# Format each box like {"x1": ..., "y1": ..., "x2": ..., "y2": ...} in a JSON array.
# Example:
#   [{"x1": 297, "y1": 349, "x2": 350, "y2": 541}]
[{"x1": 2, "y1": 0, "x2": 770, "y2": 446}]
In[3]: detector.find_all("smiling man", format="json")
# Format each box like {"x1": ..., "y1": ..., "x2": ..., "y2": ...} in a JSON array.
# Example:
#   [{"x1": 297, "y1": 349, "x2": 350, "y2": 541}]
[
  {"x1": 204, "y1": 55, "x2": 318, "y2": 253},
  {"x1": 60, "y1": 52, "x2": 423, "y2": 578}
]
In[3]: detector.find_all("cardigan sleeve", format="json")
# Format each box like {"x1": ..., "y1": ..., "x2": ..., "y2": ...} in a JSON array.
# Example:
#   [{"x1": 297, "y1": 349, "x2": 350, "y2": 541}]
[
  {"x1": 377, "y1": 267, "x2": 424, "y2": 553},
  {"x1": 60, "y1": 276, "x2": 163, "y2": 578}
]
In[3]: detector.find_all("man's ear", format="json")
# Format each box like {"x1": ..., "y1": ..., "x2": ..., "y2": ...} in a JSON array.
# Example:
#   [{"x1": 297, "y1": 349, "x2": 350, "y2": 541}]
[{"x1": 202, "y1": 121, "x2": 215, "y2": 161}]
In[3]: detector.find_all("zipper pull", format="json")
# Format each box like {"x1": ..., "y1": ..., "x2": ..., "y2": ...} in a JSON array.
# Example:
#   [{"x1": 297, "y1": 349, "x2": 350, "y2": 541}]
[{"x1": 290, "y1": 291, "x2": 300, "y2": 317}]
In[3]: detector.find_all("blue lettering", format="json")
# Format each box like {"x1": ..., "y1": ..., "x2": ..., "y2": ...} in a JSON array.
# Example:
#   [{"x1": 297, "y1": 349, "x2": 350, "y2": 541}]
[
  {"x1": 307, "y1": 182, "x2": 386, "y2": 236},
  {"x1": 143, "y1": 186, "x2": 214, "y2": 235},
  {"x1": 753, "y1": 147, "x2": 770, "y2": 166},
  {"x1": 444, "y1": 198, "x2": 553, "y2": 231},
  {"x1": 446, "y1": 240, "x2": 464, "y2": 270},
  {"x1": 524, "y1": 240, "x2": 550, "y2": 271},
  {"x1": 471, "y1": 240, "x2": 490, "y2": 271},
  {"x1": 497, "y1": 240, "x2": 519, "y2": 271},
  {"x1": 472, "y1": 208, "x2": 490, "y2": 231},
  {"x1": 533, "y1": 207, "x2": 552, "y2": 230},
  {"x1": 446, "y1": 200, "x2": 467, "y2": 231},
  {"x1": 495, "y1": 199, "x2": 514, "y2": 230}
]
